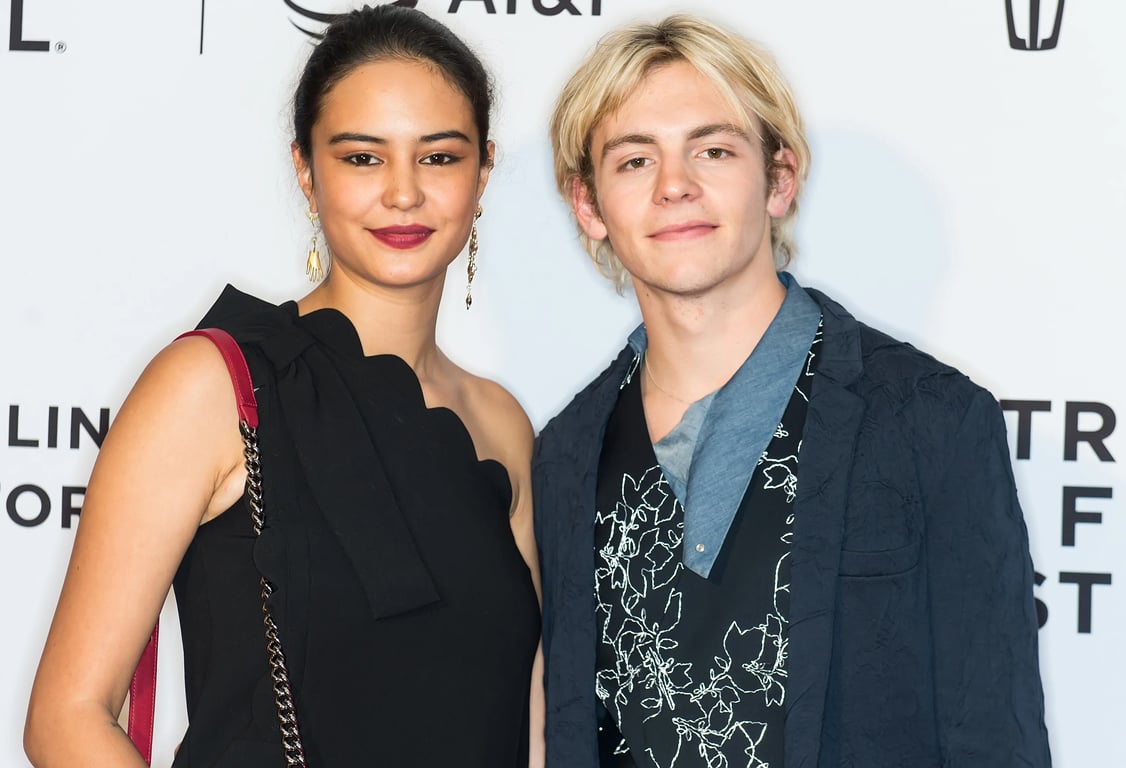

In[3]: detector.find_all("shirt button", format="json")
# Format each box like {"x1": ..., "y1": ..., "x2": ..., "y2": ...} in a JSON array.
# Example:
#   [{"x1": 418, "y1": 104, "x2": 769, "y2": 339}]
[{"x1": 695, "y1": 543, "x2": 705, "y2": 553}]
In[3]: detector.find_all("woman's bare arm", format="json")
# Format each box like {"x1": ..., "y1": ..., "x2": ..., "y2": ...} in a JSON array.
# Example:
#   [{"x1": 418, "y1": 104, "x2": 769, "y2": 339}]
[
  {"x1": 24, "y1": 336, "x2": 246, "y2": 767},
  {"x1": 490, "y1": 390, "x2": 546, "y2": 768},
  {"x1": 425, "y1": 367, "x2": 546, "y2": 768}
]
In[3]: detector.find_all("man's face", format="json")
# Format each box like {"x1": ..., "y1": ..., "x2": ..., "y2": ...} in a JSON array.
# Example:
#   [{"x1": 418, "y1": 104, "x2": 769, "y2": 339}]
[{"x1": 574, "y1": 61, "x2": 794, "y2": 299}]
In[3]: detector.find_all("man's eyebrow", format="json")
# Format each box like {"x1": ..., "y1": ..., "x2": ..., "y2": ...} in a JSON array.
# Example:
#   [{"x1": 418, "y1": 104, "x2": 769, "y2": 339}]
[
  {"x1": 600, "y1": 133, "x2": 656, "y2": 160},
  {"x1": 327, "y1": 130, "x2": 472, "y2": 145},
  {"x1": 687, "y1": 123, "x2": 751, "y2": 141},
  {"x1": 599, "y1": 124, "x2": 752, "y2": 160}
]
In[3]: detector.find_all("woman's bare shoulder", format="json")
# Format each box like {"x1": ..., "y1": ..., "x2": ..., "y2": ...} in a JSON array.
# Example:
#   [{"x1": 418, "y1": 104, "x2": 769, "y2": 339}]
[
  {"x1": 103, "y1": 334, "x2": 247, "y2": 521},
  {"x1": 461, "y1": 373, "x2": 532, "y2": 456}
]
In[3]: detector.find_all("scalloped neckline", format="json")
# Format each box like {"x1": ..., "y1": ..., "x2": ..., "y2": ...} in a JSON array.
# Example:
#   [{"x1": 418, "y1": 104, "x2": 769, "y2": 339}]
[{"x1": 283, "y1": 301, "x2": 513, "y2": 490}]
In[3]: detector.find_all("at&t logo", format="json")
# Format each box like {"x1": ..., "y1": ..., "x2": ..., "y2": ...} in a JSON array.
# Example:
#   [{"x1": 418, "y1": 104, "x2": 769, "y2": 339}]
[{"x1": 286, "y1": 0, "x2": 601, "y2": 36}]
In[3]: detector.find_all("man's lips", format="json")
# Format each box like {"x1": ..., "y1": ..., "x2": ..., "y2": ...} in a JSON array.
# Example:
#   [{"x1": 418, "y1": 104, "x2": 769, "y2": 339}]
[
  {"x1": 368, "y1": 225, "x2": 434, "y2": 249},
  {"x1": 649, "y1": 221, "x2": 717, "y2": 241}
]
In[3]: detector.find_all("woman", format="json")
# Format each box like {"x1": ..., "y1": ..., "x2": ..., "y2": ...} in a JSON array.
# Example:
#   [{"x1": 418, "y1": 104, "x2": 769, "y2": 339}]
[{"x1": 24, "y1": 6, "x2": 542, "y2": 766}]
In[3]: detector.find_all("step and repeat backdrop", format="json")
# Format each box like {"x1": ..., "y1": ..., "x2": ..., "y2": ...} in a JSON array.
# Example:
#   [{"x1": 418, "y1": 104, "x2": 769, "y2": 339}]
[{"x1": 2, "y1": 0, "x2": 1120, "y2": 764}]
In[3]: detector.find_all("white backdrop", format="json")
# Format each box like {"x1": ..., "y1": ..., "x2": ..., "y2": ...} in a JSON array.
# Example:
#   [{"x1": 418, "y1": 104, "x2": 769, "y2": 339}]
[{"x1": 2, "y1": 0, "x2": 1120, "y2": 765}]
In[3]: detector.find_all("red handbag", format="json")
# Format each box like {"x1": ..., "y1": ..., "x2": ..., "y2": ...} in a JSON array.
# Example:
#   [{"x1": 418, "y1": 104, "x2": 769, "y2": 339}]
[{"x1": 126, "y1": 328, "x2": 305, "y2": 766}]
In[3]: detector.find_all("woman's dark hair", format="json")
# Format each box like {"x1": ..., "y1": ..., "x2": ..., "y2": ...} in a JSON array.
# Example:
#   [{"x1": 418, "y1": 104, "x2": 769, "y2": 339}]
[{"x1": 293, "y1": 4, "x2": 493, "y2": 165}]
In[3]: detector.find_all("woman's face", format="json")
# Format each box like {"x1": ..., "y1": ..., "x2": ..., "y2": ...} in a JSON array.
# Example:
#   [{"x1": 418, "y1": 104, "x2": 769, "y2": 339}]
[{"x1": 294, "y1": 58, "x2": 491, "y2": 293}]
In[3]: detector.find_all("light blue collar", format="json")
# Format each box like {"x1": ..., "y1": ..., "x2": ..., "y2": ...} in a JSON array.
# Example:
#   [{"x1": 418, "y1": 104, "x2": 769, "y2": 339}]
[{"x1": 624, "y1": 272, "x2": 821, "y2": 577}]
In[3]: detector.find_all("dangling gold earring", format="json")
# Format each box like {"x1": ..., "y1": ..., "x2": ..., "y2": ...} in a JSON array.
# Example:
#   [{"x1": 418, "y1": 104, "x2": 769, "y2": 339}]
[
  {"x1": 465, "y1": 205, "x2": 482, "y2": 309},
  {"x1": 306, "y1": 208, "x2": 325, "y2": 282}
]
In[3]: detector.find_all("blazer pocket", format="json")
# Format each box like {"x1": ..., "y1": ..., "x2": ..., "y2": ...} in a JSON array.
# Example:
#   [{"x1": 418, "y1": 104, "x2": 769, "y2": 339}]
[{"x1": 838, "y1": 538, "x2": 921, "y2": 578}]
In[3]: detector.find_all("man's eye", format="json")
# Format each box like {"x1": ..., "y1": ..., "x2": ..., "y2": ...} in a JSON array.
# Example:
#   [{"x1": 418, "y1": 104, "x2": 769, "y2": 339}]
[
  {"x1": 621, "y1": 157, "x2": 648, "y2": 170},
  {"x1": 703, "y1": 147, "x2": 730, "y2": 159}
]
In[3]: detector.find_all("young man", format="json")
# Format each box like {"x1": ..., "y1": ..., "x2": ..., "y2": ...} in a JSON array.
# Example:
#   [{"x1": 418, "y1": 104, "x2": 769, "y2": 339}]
[{"x1": 534, "y1": 15, "x2": 1051, "y2": 768}]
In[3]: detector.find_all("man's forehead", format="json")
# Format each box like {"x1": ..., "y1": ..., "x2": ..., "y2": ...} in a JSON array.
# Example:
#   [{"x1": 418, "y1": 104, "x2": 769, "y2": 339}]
[
  {"x1": 592, "y1": 111, "x2": 758, "y2": 157},
  {"x1": 591, "y1": 62, "x2": 756, "y2": 147}
]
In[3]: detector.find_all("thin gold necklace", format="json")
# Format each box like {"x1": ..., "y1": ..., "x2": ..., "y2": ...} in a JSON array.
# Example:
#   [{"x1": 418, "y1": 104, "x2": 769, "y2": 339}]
[{"x1": 643, "y1": 353, "x2": 693, "y2": 405}]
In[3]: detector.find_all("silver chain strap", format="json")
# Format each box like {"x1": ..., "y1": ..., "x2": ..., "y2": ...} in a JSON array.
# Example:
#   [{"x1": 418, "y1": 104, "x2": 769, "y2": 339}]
[{"x1": 241, "y1": 420, "x2": 308, "y2": 767}]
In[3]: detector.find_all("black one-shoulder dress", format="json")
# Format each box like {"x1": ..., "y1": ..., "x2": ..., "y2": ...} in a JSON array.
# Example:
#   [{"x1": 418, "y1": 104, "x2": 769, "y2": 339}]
[{"x1": 170, "y1": 286, "x2": 540, "y2": 767}]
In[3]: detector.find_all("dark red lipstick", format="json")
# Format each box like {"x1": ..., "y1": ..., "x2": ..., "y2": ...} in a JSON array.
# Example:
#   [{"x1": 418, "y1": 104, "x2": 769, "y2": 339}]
[{"x1": 368, "y1": 225, "x2": 434, "y2": 249}]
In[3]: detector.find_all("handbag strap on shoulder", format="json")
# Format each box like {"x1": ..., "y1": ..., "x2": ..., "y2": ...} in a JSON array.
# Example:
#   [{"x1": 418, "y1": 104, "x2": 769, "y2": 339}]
[{"x1": 177, "y1": 328, "x2": 259, "y2": 428}]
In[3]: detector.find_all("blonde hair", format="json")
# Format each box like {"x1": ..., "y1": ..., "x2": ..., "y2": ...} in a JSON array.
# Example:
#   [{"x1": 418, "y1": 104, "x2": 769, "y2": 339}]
[{"x1": 550, "y1": 14, "x2": 811, "y2": 290}]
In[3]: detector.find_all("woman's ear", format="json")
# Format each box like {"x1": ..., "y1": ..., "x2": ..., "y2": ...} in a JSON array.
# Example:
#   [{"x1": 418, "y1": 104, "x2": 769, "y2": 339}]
[
  {"x1": 477, "y1": 140, "x2": 496, "y2": 200},
  {"x1": 291, "y1": 141, "x2": 316, "y2": 211}
]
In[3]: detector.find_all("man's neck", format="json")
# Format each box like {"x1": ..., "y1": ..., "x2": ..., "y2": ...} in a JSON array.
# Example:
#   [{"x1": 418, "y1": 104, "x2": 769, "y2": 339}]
[{"x1": 637, "y1": 271, "x2": 786, "y2": 407}]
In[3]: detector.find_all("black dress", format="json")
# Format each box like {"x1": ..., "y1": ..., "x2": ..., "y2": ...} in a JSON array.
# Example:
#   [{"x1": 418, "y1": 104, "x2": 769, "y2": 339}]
[{"x1": 170, "y1": 286, "x2": 540, "y2": 766}]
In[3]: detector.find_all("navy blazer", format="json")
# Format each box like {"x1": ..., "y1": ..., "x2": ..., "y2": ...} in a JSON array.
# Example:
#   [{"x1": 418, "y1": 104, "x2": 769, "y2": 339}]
[{"x1": 533, "y1": 288, "x2": 1051, "y2": 767}]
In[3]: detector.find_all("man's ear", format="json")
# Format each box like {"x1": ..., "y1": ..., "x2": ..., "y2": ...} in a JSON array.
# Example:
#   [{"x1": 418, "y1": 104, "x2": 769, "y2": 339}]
[
  {"x1": 571, "y1": 177, "x2": 608, "y2": 242},
  {"x1": 291, "y1": 141, "x2": 316, "y2": 211},
  {"x1": 766, "y1": 147, "x2": 798, "y2": 218}
]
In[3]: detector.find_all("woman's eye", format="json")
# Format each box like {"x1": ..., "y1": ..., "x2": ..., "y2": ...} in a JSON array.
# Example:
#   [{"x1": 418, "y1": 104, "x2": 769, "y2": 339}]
[
  {"x1": 421, "y1": 153, "x2": 458, "y2": 166},
  {"x1": 345, "y1": 153, "x2": 379, "y2": 166}
]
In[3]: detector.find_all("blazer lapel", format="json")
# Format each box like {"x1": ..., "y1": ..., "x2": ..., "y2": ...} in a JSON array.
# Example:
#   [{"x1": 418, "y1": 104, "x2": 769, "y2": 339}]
[
  {"x1": 561, "y1": 346, "x2": 637, "y2": 654},
  {"x1": 539, "y1": 345, "x2": 636, "y2": 768},
  {"x1": 786, "y1": 290, "x2": 865, "y2": 767}
]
